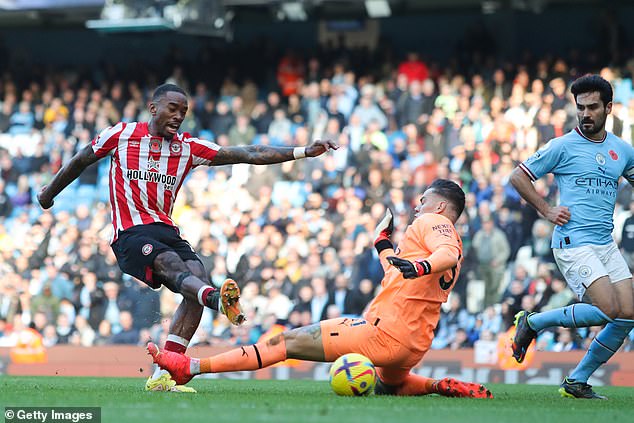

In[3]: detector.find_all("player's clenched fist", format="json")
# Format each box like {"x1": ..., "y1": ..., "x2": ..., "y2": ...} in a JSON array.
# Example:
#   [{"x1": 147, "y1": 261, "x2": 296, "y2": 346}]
[
  {"x1": 387, "y1": 256, "x2": 432, "y2": 279},
  {"x1": 306, "y1": 139, "x2": 339, "y2": 157},
  {"x1": 545, "y1": 205, "x2": 570, "y2": 226}
]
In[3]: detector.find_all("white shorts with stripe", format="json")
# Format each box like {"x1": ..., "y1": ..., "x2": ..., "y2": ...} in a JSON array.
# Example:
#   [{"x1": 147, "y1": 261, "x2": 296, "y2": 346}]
[{"x1": 553, "y1": 241, "x2": 632, "y2": 301}]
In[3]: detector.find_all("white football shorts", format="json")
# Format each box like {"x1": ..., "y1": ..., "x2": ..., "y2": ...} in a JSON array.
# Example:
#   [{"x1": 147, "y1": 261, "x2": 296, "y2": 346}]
[{"x1": 553, "y1": 241, "x2": 632, "y2": 300}]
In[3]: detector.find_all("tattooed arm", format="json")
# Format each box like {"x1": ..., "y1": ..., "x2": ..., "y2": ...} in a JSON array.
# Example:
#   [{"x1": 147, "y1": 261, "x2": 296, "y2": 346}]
[
  {"x1": 37, "y1": 145, "x2": 101, "y2": 209},
  {"x1": 211, "y1": 139, "x2": 338, "y2": 166}
]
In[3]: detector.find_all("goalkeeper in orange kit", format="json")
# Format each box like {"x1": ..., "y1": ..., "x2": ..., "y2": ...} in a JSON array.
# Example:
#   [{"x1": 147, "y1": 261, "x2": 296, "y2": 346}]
[{"x1": 147, "y1": 179, "x2": 493, "y2": 398}]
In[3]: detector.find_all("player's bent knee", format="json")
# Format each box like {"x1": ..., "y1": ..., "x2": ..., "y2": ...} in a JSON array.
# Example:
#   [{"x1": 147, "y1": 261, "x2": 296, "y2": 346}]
[
  {"x1": 185, "y1": 260, "x2": 207, "y2": 280},
  {"x1": 173, "y1": 271, "x2": 193, "y2": 291},
  {"x1": 154, "y1": 252, "x2": 189, "y2": 279}
]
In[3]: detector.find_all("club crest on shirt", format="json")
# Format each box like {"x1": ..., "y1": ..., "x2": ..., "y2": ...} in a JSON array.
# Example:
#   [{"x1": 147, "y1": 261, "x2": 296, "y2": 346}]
[
  {"x1": 150, "y1": 139, "x2": 162, "y2": 153},
  {"x1": 609, "y1": 150, "x2": 619, "y2": 161},
  {"x1": 142, "y1": 243, "x2": 153, "y2": 256},
  {"x1": 595, "y1": 153, "x2": 606, "y2": 165},
  {"x1": 170, "y1": 141, "x2": 182, "y2": 155},
  {"x1": 148, "y1": 157, "x2": 160, "y2": 171}
]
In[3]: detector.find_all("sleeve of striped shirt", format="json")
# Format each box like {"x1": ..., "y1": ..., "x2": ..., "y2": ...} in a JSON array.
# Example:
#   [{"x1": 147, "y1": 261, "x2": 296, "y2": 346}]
[
  {"x1": 519, "y1": 138, "x2": 563, "y2": 182},
  {"x1": 190, "y1": 137, "x2": 221, "y2": 166},
  {"x1": 91, "y1": 122, "x2": 125, "y2": 158}
]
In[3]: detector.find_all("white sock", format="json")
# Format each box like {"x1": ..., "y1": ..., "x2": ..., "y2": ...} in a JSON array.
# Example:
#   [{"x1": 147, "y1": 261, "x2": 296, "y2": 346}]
[
  {"x1": 190, "y1": 358, "x2": 201, "y2": 376},
  {"x1": 152, "y1": 366, "x2": 169, "y2": 379}
]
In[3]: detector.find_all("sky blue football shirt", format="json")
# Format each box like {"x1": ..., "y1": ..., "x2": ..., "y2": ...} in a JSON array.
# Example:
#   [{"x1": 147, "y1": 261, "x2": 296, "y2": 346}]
[{"x1": 520, "y1": 127, "x2": 634, "y2": 248}]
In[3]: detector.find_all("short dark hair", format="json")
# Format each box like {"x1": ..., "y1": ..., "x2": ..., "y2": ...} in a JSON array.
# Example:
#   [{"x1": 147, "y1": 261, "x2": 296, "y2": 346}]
[
  {"x1": 152, "y1": 83, "x2": 187, "y2": 102},
  {"x1": 570, "y1": 74, "x2": 613, "y2": 106},
  {"x1": 429, "y1": 179, "x2": 465, "y2": 218}
]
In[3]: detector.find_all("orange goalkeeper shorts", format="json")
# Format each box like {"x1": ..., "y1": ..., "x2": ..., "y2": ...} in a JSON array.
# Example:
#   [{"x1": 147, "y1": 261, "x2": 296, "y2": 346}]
[{"x1": 320, "y1": 317, "x2": 426, "y2": 385}]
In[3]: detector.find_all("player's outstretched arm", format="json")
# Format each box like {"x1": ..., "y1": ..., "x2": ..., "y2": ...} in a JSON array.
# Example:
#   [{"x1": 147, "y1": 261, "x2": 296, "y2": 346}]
[
  {"x1": 37, "y1": 145, "x2": 101, "y2": 209},
  {"x1": 509, "y1": 166, "x2": 570, "y2": 226},
  {"x1": 373, "y1": 208, "x2": 395, "y2": 271},
  {"x1": 210, "y1": 139, "x2": 338, "y2": 165}
]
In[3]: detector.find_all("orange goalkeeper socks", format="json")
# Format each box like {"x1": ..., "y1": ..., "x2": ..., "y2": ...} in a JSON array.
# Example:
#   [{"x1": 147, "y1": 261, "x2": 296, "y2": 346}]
[{"x1": 197, "y1": 335, "x2": 287, "y2": 374}]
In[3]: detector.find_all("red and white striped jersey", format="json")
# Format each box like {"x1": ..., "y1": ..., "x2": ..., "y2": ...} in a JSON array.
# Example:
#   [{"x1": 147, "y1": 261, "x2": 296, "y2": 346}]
[{"x1": 91, "y1": 121, "x2": 220, "y2": 241}]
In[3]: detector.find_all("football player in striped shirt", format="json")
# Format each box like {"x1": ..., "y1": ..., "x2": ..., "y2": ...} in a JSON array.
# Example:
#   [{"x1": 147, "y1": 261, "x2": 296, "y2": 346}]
[{"x1": 38, "y1": 83, "x2": 337, "y2": 392}]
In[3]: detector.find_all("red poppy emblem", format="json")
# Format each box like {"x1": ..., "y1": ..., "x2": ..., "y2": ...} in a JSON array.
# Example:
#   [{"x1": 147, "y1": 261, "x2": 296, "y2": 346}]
[
  {"x1": 150, "y1": 139, "x2": 162, "y2": 153},
  {"x1": 609, "y1": 150, "x2": 618, "y2": 160}
]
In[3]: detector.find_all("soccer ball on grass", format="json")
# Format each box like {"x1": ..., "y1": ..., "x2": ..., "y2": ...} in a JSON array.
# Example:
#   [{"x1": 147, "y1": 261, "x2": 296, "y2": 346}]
[{"x1": 329, "y1": 353, "x2": 377, "y2": 396}]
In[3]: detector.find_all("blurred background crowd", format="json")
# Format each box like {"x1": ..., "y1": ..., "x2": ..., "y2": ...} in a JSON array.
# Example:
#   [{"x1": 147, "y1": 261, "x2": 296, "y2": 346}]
[{"x1": 1, "y1": 37, "x2": 634, "y2": 355}]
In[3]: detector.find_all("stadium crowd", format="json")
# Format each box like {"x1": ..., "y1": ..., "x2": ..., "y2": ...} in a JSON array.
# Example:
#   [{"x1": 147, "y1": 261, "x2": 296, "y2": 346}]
[{"x1": 1, "y1": 42, "x2": 634, "y2": 355}]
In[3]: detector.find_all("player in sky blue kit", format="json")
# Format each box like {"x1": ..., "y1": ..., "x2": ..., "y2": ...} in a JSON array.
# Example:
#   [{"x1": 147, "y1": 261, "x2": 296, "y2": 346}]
[{"x1": 510, "y1": 74, "x2": 634, "y2": 399}]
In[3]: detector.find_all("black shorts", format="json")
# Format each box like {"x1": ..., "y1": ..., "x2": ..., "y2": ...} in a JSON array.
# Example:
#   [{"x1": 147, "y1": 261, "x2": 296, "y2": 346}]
[{"x1": 111, "y1": 222, "x2": 202, "y2": 290}]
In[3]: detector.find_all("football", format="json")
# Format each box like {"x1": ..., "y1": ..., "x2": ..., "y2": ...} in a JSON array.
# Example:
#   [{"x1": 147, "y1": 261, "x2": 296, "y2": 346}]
[{"x1": 329, "y1": 353, "x2": 377, "y2": 396}]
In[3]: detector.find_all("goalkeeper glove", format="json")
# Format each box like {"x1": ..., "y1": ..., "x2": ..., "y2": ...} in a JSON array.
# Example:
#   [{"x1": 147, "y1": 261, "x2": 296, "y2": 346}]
[
  {"x1": 386, "y1": 256, "x2": 432, "y2": 279},
  {"x1": 374, "y1": 208, "x2": 394, "y2": 253}
]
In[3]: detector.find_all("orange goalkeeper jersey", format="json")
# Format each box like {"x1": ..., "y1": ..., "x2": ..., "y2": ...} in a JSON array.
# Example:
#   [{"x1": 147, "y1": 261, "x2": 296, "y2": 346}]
[{"x1": 364, "y1": 213, "x2": 463, "y2": 353}]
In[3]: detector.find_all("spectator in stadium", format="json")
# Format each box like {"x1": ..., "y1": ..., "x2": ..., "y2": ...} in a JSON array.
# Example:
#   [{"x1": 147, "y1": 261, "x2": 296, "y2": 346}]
[
  {"x1": 148, "y1": 179, "x2": 493, "y2": 399},
  {"x1": 395, "y1": 79, "x2": 425, "y2": 128},
  {"x1": 327, "y1": 273, "x2": 364, "y2": 317},
  {"x1": 448, "y1": 328, "x2": 472, "y2": 350},
  {"x1": 477, "y1": 306, "x2": 503, "y2": 338},
  {"x1": 620, "y1": 200, "x2": 634, "y2": 269},
  {"x1": 433, "y1": 293, "x2": 474, "y2": 349},
  {"x1": 277, "y1": 49, "x2": 305, "y2": 97},
  {"x1": 42, "y1": 324, "x2": 58, "y2": 348},
  {"x1": 0, "y1": 178, "x2": 13, "y2": 218},
  {"x1": 551, "y1": 328, "x2": 581, "y2": 352},
  {"x1": 9, "y1": 101, "x2": 34, "y2": 135},
  {"x1": 511, "y1": 74, "x2": 634, "y2": 399},
  {"x1": 397, "y1": 52, "x2": 429, "y2": 84},
  {"x1": 94, "y1": 320, "x2": 112, "y2": 346},
  {"x1": 109, "y1": 310, "x2": 139, "y2": 345},
  {"x1": 55, "y1": 312, "x2": 75, "y2": 344},
  {"x1": 100, "y1": 281, "x2": 130, "y2": 333},
  {"x1": 70, "y1": 315, "x2": 96, "y2": 347},
  {"x1": 353, "y1": 85, "x2": 388, "y2": 130},
  {"x1": 208, "y1": 101, "x2": 234, "y2": 137},
  {"x1": 472, "y1": 216, "x2": 511, "y2": 307},
  {"x1": 30, "y1": 283, "x2": 60, "y2": 323},
  {"x1": 228, "y1": 113, "x2": 257, "y2": 146},
  {"x1": 36, "y1": 82, "x2": 337, "y2": 393},
  {"x1": 539, "y1": 277, "x2": 574, "y2": 312}
]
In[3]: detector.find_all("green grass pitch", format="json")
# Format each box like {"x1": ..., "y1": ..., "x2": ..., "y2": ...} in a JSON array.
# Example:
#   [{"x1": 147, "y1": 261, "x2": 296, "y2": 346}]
[{"x1": 0, "y1": 376, "x2": 632, "y2": 423}]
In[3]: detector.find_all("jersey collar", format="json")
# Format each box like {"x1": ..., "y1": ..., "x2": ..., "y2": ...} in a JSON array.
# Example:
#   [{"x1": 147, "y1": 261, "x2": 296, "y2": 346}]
[{"x1": 574, "y1": 126, "x2": 607, "y2": 143}]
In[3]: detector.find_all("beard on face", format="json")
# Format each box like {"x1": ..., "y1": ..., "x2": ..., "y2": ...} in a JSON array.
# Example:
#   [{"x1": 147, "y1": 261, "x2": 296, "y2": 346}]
[{"x1": 579, "y1": 115, "x2": 605, "y2": 135}]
